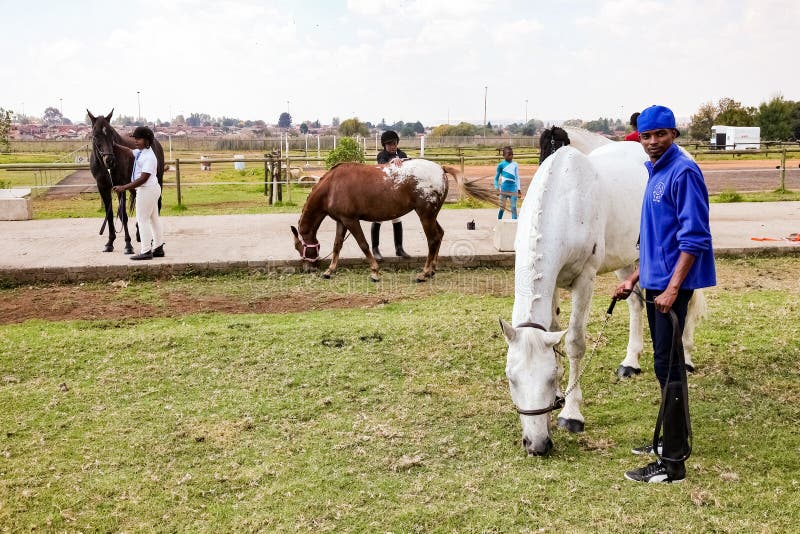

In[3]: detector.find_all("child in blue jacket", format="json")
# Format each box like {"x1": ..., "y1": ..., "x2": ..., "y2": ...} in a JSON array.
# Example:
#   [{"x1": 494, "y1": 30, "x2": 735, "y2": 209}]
[{"x1": 494, "y1": 146, "x2": 521, "y2": 219}]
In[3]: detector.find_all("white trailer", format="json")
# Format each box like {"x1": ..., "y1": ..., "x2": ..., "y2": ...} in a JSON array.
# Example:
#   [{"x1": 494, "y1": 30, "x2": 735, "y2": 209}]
[{"x1": 710, "y1": 125, "x2": 760, "y2": 150}]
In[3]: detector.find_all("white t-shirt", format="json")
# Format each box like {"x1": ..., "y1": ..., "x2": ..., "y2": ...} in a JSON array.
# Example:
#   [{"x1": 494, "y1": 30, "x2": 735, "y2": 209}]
[{"x1": 131, "y1": 147, "x2": 159, "y2": 189}]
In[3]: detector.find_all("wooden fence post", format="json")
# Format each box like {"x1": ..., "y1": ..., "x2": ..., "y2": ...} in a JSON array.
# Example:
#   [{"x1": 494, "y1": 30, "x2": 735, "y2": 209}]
[
  {"x1": 264, "y1": 154, "x2": 272, "y2": 199},
  {"x1": 175, "y1": 158, "x2": 182, "y2": 206},
  {"x1": 780, "y1": 148, "x2": 787, "y2": 192}
]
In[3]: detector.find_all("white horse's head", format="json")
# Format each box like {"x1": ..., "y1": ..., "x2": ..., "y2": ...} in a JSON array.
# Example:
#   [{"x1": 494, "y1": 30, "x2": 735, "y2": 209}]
[{"x1": 500, "y1": 319, "x2": 567, "y2": 455}]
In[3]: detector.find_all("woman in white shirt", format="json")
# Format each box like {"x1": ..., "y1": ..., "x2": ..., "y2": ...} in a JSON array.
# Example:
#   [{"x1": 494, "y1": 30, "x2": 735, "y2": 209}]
[{"x1": 113, "y1": 126, "x2": 164, "y2": 260}]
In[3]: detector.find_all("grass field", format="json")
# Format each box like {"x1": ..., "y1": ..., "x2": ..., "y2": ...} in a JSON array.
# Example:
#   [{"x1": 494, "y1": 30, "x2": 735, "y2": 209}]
[{"x1": 1, "y1": 258, "x2": 798, "y2": 531}]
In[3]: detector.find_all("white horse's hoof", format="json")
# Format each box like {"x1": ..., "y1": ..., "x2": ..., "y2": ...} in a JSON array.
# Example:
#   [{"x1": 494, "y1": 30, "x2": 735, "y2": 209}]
[
  {"x1": 617, "y1": 365, "x2": 642, "y2": 378},
  {"x1": 557, "y1": 418, "x2": 584, "y2": 433}
]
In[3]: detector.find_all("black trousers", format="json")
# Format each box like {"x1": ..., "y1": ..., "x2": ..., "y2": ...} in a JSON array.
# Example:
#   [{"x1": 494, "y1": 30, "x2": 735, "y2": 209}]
[
  {"x1": 645, "y1": 288, "x2": 694, "y2": 389},
  {"x1": 645, "y1": 288, "x2": 694, "y2": 476}
]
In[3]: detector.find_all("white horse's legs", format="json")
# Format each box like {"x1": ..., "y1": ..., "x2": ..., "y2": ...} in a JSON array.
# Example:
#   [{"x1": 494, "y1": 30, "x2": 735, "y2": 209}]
[
  {"x1": 682, "y1": 289, "x2": 706, "y2": 371},
  {"x1": 614, "y1": 265, "x2": 646, "y2": 377},
  {"x1": 557, "y1": 274, "x2": 595, "y2": 433}
]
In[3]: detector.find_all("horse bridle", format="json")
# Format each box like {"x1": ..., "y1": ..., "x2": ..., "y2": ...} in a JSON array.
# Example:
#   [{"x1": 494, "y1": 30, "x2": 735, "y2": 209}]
[
  {"x1": 298, "y1": 236, "x2": 321, "y2": 262},
  {"x1": 512, "y1": 321, "x2": 566, "y2": 416}
]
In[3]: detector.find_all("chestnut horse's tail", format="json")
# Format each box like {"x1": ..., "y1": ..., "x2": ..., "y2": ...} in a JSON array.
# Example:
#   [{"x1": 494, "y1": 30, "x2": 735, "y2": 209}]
[{"x1": 444, "y1": 164, "x2": 505, "y2": 209}]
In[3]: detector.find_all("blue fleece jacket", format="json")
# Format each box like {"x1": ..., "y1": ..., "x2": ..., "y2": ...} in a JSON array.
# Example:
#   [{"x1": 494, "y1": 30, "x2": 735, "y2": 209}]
[{"x1": 639, "y1": 143, "x2": 716, "y2": 290}]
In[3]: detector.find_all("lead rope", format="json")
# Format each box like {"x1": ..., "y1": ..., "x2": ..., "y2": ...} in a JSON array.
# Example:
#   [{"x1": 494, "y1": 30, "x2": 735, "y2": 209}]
[{"x1": 559, "y1": 298, "x2": 618, "y2": 400}]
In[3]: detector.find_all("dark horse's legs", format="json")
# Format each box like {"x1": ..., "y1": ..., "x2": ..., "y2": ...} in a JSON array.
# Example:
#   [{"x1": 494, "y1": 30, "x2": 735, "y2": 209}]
[
  {"x1": 99, "y1": 186, "x2": 116, "y2": 252},
  {"x1": 118, "y1": 191, "x2": 134, "y2": 254}
]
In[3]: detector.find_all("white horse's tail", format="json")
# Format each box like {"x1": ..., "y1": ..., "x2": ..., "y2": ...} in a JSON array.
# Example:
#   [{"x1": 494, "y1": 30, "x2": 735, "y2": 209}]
[{"x1": 682, "y1": 289, "x2": 707, "y2": 370}]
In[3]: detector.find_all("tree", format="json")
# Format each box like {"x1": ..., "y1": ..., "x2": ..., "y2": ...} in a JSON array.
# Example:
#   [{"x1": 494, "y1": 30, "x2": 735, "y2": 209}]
[
  {"x1": 338, "y1": 117, "x2": 369, "y2": 136},
  {"x1": 299, "y1": 123, "x2": 309, "y2": 134},
  {"x1": 758, "y1": 96, "x2": 794, "y2": 140},
  {"x1": 0, "y1": 107, "x2": 12, "y2": 152},
  {"x1": 325, "y1": 137, "x2": 364, "y2": 169},
  {"x1": 42, "y1": 106, "x2": 63, "y2": 126},
  {"x1": 688, "y1": 101, "x2": 716, "y2": 141},
  {"x1": 715, "y1": 98, "x2": 757, "y2": 127},
  {"x1": 112, "y1": 114, "x2": 136, "y2": 126},
  {"x1": 278, "y1": 112, "x2": 292, "y2": 128},
  {"x1": 431, "y1": 122, "x2": 479, "y2": 136}
]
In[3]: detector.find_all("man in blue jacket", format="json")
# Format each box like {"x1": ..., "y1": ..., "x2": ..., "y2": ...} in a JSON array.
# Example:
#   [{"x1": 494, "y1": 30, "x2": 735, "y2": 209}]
[{"x1": 613, "y1": 105, "x2": 716, "y2": 483}]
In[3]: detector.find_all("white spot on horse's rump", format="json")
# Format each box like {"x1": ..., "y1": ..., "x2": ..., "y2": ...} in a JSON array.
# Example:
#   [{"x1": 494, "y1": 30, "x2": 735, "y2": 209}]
[{"x1": 381, "y1": 159, "x2": 446, "y2": 202}]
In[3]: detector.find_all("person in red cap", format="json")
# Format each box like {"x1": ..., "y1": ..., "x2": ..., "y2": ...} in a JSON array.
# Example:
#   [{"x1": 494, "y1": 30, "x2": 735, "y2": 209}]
[{"x1": 613, "y1": 105, "x2": 716, "y2": 483}]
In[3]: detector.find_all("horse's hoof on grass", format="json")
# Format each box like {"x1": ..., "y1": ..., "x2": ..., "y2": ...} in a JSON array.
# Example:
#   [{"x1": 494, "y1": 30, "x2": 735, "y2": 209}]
[
  {"x1": 616, "y1": 365, "x2": 642, "y2": 378},
  {"x1": 415, "y1": 276, "x2": 428, "y2": 283},
  {"x1": 321, "y1": 272, "x2": 331, "y2": 279},
  {"x1": 557, "y1": 418, "x2": 584, "y2": 433},
  {"x1": 685, "y1": 363, "x2": 695, "y2": 373},
  {"x1": 370, "y1": 276, "x2": 380, "y2": 283}
]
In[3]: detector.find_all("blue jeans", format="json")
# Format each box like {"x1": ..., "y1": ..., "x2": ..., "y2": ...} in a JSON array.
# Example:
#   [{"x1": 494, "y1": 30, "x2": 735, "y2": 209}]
[{"x1": 498, "y1": 193, "x2": 517, "y2": 219}]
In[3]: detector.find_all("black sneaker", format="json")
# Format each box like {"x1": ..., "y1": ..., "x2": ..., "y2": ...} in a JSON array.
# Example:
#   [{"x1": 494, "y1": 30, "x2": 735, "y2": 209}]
[
  {"x1": 131, "y1": 250, "x2": 153, "y2": 261},
  {"x1": 624, "y1": 461, "x2": 684, "y2": 483},
  {"x1": 153, "y1": 244, "x2": 165, "y2": 257},
  {"x1": 631, "y1": 439, "x2": 662, "y2": 456}
]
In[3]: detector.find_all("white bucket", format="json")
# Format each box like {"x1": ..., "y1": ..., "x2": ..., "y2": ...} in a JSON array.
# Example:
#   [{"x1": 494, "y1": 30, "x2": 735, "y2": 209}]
[
  {"x1": 493, "y1": 220, "x2": 517, "y2": 252},
  {"x1": 234, "y1": 154, "x2": 245, "y2": 170},
  {"x1": 200, "y1": 155, "x2": 211, "y2": 171}
]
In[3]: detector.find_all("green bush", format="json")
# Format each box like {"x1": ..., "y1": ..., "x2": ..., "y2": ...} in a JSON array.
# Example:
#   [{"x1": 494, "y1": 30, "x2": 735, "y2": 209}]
[{"x1": 325, "y1": 137, "x2": 364, "y2": 169}]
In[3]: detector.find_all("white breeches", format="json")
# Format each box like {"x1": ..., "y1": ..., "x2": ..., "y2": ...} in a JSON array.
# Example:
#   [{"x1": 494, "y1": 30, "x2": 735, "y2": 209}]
[{"x1": 136, "y1": 186, "x2": 163, "y2": 253}]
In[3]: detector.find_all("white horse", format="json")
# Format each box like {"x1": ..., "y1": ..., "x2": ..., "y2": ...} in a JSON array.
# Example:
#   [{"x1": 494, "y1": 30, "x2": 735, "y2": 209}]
[{"x1": 499, "y1": 136, "x2": 706, "y2": 456}]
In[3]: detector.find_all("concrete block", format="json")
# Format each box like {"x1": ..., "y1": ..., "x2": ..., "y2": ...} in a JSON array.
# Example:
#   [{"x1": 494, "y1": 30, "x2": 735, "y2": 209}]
[
  {"x1": 493, "y1": 219, "x2": 517, "y2": 252},
  {"x1": 0, "y1": 188, "x2": 33, "y2": 221}
]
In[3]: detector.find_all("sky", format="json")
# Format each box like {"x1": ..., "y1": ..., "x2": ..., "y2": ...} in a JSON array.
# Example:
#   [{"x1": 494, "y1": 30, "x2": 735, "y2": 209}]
[{"x1": 2, "y1": 0, "x2": 797, "y2": 127}]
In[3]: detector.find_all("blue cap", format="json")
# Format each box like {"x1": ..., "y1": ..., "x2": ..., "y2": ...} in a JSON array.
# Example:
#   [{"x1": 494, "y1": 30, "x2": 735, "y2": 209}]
[{"x1": 637, "y1": 105, "x2": 678, "y2": 136}]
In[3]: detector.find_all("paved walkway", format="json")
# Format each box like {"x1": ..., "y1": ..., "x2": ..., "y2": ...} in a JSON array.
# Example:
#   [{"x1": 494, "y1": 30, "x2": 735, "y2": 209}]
[{"x1": 1, "y1": 203, "x2": 799, "y2": 284}]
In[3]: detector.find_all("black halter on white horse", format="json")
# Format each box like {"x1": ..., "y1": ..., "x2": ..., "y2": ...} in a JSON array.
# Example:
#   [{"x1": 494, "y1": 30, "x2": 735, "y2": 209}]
[
  {"x1": 511, "y1": 322, "x2": 567, "y2": 416},
  {"x1": 538, "y1": 126, "x2": 571, "y2": 163}
]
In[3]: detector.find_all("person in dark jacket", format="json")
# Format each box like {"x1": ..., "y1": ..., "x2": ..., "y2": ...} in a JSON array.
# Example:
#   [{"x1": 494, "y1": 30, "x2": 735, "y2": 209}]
[
  {"x1": 613, "y1": 105, "x2": 716, "y2": 483},
  {"x1": 372, "y1": 130, "x2": 410, "y2": 260}
]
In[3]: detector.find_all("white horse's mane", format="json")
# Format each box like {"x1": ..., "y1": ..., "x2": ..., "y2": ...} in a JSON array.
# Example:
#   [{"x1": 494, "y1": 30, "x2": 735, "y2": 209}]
[{"x1": 562, "y1": 127, "x2": 613, "y2": 154}]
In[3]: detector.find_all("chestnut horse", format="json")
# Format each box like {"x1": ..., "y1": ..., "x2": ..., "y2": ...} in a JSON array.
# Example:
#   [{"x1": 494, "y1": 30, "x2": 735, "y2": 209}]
[
  {"x1": 87, "y1": 109, "x2": 165, "y2": 253},
  {"x1": 291, "y1": 159, "x2": 458, "y2": 282}
]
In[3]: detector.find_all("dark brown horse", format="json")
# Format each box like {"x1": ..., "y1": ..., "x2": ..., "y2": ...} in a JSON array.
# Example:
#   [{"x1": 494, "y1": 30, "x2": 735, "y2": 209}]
[
  {"x1": 87, "y1": 109, "x2": 165, "y2": 253},
  {"x1": 291, "y1": 159, "x2": 458, "y2": 282},
  {"x1": 539, "y1": 126, "x2": 571, "y2": 163}
]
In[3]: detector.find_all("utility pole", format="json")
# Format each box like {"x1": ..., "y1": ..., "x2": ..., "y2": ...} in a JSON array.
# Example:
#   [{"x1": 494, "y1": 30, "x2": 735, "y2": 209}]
[{"x1": 483, "y1": 86, "x2": 488, "y2": 138}]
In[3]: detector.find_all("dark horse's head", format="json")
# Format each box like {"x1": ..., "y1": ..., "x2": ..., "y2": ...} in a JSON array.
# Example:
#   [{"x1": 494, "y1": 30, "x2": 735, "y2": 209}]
[
  {"x1": 539, "y1": 126, "x2": 570, "y2": 164},
  {"x1": 290, "y1": 226, "x2": 320, "y2": 264},
  {"x1": 87, "y1": 109, "x2": 117, "y2": 170}
]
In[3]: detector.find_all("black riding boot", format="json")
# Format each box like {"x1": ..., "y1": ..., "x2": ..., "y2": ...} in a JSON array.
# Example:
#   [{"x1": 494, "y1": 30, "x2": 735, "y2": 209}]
[
  {"x1": 371, "y1": 222, "x2": 383, "y2": 261},
  {"x1": 659, "y1": 380, "x2": 690, "y2": 480},
  {"x1": 393, "y1": 221, "x2": 411, "y2": 258}
]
